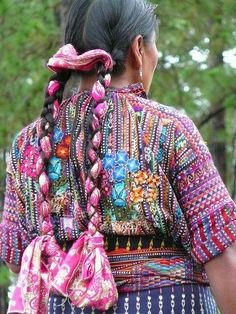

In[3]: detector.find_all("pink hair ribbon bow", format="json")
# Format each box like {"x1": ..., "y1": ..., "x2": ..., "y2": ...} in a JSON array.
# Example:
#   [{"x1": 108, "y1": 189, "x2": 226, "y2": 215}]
[{"x1": 47, "y1": 44, "x2": 113, "y2": 72}]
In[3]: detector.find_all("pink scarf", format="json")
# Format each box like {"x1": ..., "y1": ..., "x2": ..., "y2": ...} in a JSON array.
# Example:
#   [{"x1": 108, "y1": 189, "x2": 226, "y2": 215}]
[
  {"x1": 47, "y1": 43, "x2": 114, "y2": 72},
  {"x1": 8, "y1": 229, "x2": 118, "y2": 313}
]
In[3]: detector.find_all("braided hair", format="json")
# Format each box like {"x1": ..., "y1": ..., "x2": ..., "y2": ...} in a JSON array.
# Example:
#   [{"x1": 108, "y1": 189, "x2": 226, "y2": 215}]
[
  {"x1": 37, "y1": 0, "x2": 157, "y2": 235},
  {"x1": 37, "y1": 71, "x2": 71, "y2": 234},
  {"x1": 85, "y1": 63, "x2": 111, "y2": 232}
]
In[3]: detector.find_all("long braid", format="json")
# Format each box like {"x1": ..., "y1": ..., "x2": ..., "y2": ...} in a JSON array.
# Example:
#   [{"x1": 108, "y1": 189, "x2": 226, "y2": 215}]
[
  {"x1": 85, "y1": 64, "x2": 111, "y2": 233},
  {"x1": 36, "y1": 71, "x2": 71, "y2": 235},
  {"x1": 9, "y1": 46, "x2": 118, "y2": 313},
  {"x1": 35, "y1": 43, "x2": 113, "y2": 237}
]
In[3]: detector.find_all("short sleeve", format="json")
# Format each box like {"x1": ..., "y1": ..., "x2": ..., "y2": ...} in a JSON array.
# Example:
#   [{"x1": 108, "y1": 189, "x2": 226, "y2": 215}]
[
  {"x1": 0, "y1": 152, "x2": 27, "y2": 266},
  {"x1": 171, "y1": 114, "x2": 236, "y2": 264}
]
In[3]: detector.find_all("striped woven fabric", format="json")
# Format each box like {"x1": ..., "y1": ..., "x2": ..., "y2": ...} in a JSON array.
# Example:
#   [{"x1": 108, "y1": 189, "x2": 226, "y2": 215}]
[
  {"x1": 108, "y1": 246, "x2": 207, "y2": 292},
  {"x1": 0, "y1": 83, "x2": 236, "y2": 304}
]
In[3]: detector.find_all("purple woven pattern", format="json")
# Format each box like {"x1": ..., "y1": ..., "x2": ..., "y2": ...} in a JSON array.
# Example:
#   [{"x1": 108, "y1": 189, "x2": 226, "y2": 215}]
[
  {"x1": 0, "y1": 151, "x2": 29, "y2": 265},
  {"x1": 1, "y1": 83, "x2": 236, "y2": 270}
]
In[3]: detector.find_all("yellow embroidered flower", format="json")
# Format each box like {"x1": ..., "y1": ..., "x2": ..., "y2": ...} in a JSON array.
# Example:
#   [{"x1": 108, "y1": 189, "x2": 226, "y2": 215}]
[
  {"x1": 147, "y1": 174, "x2": 161, "y2": 187},
  {"x1": 134, "y1": 170, "x2": 148, "y2": 185},
  {"x1": 146, "y1": 188, "x2": 157, "y2": 203},
  {"x1": 130, "y1": 186, "x2": 144, "y2": 203}
]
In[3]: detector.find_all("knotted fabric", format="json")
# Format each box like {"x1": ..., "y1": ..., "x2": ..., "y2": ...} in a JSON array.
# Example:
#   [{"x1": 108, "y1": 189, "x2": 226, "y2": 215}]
[
  {"x1": 47, "y1": 43, "x2": 113, "y2": 72},
  {"x1": 8, "y1": 228, "x2": 118, "y2": 313}
]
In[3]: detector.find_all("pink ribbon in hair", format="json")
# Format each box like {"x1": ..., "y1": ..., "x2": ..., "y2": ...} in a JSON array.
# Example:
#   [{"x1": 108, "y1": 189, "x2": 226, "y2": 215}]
[{"x1": 47, "y1": 44, "x2": 113, "y2": 72}]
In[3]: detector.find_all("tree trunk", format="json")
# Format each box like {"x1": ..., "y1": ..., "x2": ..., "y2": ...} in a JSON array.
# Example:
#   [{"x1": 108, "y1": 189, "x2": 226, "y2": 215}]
[
  {"x1": 207, "y1": 6, "x2": 227, "y2": 182},
  {"x1": 209, "y1": 97, "x2": 227, "y2": 183}
]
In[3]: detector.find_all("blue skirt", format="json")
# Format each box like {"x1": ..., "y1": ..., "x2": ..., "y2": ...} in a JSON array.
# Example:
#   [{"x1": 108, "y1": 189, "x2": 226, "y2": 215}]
[{"x1": 48, "y1": 284, "x2": 218, "y2": 313}]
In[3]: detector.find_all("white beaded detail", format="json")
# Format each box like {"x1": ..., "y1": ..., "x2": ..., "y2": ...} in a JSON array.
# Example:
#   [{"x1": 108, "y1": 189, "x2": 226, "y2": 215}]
[
  {"x1": 136, "y1": 294, "x2": 141, "y2": 314},
  {"x1": 147, "y1": 292, "x2": 152, "y2": 314},
  {"x1": 170, "y1": 293, "x2": 175, "y2": 314},
  {"x1": 158, "y1": 294, "x2": 163, "y2": 314},
  {"x1": 181, "y1": 292, "x2": 186, "y2": 314},
  {"x1": 191, "y1": 292, "x2": 195, "y2": 314},
  {"x1": 124, "y1": 294, "x2": 129, "y2": 314}
]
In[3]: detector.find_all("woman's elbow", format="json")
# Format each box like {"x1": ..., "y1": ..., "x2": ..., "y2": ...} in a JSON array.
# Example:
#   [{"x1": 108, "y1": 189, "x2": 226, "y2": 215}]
[{"x1": 6, "y1": 262, "x2": 21, "y2": 274}]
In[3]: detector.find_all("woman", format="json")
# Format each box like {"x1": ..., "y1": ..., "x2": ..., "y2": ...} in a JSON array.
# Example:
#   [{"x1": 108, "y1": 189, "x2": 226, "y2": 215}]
[{"x1": 1, "y1": 0, "x2": 236, "y2": 313}]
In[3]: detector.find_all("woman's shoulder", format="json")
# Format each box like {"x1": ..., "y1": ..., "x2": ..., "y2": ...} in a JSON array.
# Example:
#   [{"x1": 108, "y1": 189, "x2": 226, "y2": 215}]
[
  {"x1": 13, "y1": 119, "x2": 39, "y2": 148},
  {"x1": 9, "y1": 119, "x2": 40, "y2": 171},
  {"x1": 130, "y1": 94, "x2": 192, "y2": 127}
]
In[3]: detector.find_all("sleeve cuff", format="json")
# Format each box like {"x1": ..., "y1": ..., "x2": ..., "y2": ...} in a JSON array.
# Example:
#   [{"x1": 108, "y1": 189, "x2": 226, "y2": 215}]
[
  {"x1": 0, "y1": 224, "x2": 24, "y2": 265},
  {"x1": 0, "y1": 243, "x2": 23, "y2": 266},
  {"x1": 191, "y1": 219, "x2": 236, "y2": 264}
]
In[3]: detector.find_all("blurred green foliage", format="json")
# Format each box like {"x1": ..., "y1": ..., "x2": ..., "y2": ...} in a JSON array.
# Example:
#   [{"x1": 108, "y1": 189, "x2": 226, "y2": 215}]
[
  {"x1": 0, "y1": 265, "x2": 10, "y2": 287},
  {"x1": 150, "y1": 0, "x2": 236, "y2": 187},
  {"x1": 0, "y1": 0, "x2": 61, "y2": 148}
]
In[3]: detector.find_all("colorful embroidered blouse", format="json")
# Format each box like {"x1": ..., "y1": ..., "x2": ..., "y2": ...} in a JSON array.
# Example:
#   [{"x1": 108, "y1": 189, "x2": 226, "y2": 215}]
[{"x1": 1, "y1": 83, "x2": 236, "y2": 290}]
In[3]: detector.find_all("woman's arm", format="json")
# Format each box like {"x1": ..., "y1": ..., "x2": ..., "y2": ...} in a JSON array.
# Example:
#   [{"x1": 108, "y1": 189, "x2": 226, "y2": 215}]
[
  {"x1": 0, "y1": 137, "x2": 27, "y2": 269},
  {"x1": 6, "y1": 263, "x2": 21, "y2": 274},
  {"x1": 205, "y1": 240, "x2": 236, "y2": 314},
  {"x1": 168, "y1": 115, "x2": 236, "y2": 312}
]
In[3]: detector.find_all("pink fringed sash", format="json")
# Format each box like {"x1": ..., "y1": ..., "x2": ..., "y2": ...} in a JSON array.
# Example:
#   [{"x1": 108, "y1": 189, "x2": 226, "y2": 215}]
[{"x1": 8, "y1": 231, "x2": 118, "y2": 314}]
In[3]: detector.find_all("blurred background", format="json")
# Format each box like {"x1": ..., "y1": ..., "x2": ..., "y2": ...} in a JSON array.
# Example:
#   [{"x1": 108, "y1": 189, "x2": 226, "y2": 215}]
[{"x1": 0, "y1": 0, "x2": 235, "y2": 311}]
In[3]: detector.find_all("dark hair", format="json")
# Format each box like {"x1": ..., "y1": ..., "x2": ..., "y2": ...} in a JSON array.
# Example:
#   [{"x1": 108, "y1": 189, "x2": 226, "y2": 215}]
[
  {"x1": 37, "y1": 0, "x2": 157, "y2": 235},
  {"x1": 65, "y1": 0, "x2": 157, "y2": 75}
]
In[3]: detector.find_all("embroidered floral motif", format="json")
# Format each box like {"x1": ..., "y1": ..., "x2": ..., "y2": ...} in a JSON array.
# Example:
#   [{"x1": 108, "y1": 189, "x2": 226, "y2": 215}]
[
  {"x1": 20, "y1": 145, "x2": 39, "y2": 178},
  {"x1": 147, "y1": 174, "x2": 161, "y2": 187},
  {"x1": 102, "y1": 151, "x2": 145, "y2": 206},
  {"x1": 102, "y1": 151, "x2": 160, "y2": 207},
  {"x1": 129, "y1": 171, "x2": 161, "y2": 204},
  {"x1": 48, "y1": 157, "x2": 62, "y2": 181},
  {"x1": 130, "y1": 186, "x2": 144, "y2": 203},
  {"x1": 24, "y1": 145, "x2": 38, "y2": 159},
  {"x1": 134, "y1": 170, "x2": 148, "y2": 185},
  {"x1": 53, "y1": 127, "x2": 64, "y2": 143},
  {"x1": 63, "y1": 135, "x2": 71, "y2": 146},
  {"x1": 127, "y1": 159, "x2": 140, "y2": 173},
  {"x1": 111, "y1": 182, "x2": 126, "y2": 207},
  {"x1": 113, "y1": 166, "x2": 126, "y2": 182},
  {"x1": 102, "y1": 154, "x2": 114, "y2": 170},
  {"x1": 56, "y1": 145, "x2": 69, "y2": 159},
  {"x1": 53, "y1": 128, "x2": 71, "y2": 160},
  {"x1": 20, "y1": 160, "x2": 37, "y2": 178},
  {"x1": 115, "y1": 151, "x2": 129, "y2": 165}
]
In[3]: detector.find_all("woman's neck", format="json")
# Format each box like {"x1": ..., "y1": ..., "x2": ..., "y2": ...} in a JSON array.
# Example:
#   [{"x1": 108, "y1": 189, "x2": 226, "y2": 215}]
[{"x1": 78, "y1": 70, "x2": 138, "y2": 92}]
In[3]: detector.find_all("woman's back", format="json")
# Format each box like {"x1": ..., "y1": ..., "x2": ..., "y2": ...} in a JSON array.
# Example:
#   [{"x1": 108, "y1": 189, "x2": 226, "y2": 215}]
[{"x1": 1, "y1": 0, "x2": 236, "y2": 313}]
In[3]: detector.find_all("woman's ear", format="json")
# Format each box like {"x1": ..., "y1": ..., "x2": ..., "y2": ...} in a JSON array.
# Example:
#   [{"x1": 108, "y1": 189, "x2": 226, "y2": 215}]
[{"x1": 129, "y1": 35, "x2": 144, "y2": 69}]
